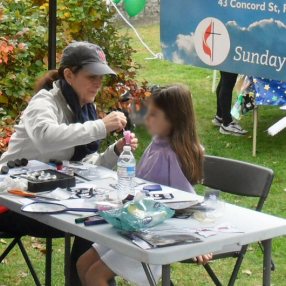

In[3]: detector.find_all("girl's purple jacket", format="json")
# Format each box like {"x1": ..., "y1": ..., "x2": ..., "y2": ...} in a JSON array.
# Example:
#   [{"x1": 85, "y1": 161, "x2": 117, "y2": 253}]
[{"x1": 136, "y1": 137, "x2": 195, "y2": 193}]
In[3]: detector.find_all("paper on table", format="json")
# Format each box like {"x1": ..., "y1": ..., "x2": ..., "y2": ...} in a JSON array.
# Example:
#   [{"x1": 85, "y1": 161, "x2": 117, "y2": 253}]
[
  {"x1": 60, "y1": 198, "x2": 96, "y2": 209},
  {"x1": 137, "y1": 185, "x2": 201, "y2": 204},
  {"x1": 195, "y1": 223, "x2": 243, "y2": 238},
  {"x1": 64, "y1": 161, "x2": 89, "y2": 170},
  {"x1": 150, "y1": 222, "x2": 242, "y2": 238},
  {"x1": 65, "y1": 163, "x2": 117, "y2": 181},
  {"x1": 38, "y1": 188, "x2": 72, "y2": 201},
  {"x1": 75, "y1": 179, "x2": 117, "y2": 190}
]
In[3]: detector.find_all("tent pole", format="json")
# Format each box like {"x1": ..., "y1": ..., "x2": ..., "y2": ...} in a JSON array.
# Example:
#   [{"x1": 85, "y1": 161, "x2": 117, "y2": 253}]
[{"x1": 48, "y1": 0, "x2": 57, "y2": 70}]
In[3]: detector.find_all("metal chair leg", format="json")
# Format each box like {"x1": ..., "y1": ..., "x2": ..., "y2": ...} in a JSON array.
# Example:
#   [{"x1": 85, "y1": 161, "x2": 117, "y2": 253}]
[
  {"x1": 45, "y1": 238, "x2": 52, "y2": 286},
  {"x1": 228, "y1": 246, "x2": 248, "y2": 286},
  {"x1": 0, "y1": 238, "x2": 18, "y2": 262},
  {"x1": 18, "y1": 239, "x2": 42, "y2": 286},
  {"x1": 203, "y1": 263, "x2": 223, "y2": 286}
]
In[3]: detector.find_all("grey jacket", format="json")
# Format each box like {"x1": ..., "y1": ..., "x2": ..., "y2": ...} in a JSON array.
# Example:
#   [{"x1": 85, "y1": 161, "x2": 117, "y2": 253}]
[{"x1": 0, "y1": 82, "x2": 118, "y2": 168}]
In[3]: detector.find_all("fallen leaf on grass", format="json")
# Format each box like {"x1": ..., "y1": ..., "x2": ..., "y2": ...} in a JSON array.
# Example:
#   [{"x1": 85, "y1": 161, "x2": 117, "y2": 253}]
[
  {"x1": 19, "y1": 271, "x2": 28, "y2": 278},
  {"x1": 32, "y1": 242, "x2": 47, "y2": 254},
  {"x1": 242, "y1": 269, "x2": 252, "y2": 276},
  {"x1": 0, "y1": 239, "x2": 7, "y2": 244}
]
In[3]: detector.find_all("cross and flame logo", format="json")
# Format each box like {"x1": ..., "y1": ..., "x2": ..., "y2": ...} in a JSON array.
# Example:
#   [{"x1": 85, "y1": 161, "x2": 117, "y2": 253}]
[{"x1": 195, "y1": 18, "x2": 230, "y2": 66}]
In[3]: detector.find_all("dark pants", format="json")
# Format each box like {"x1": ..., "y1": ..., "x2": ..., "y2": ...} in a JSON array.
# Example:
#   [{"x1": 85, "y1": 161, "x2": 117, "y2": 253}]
[
  {"x1": 216, "y1": 71, "x2": 238, "y2": 126},
  {"x1": 0, "y1": 210, "x2": 92, "y2": 286}
]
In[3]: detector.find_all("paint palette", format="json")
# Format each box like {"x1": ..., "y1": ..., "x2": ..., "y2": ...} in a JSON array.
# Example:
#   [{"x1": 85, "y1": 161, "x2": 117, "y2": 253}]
[{"x1": 12, "y1": 169, "x2": 76, "y2": 193}]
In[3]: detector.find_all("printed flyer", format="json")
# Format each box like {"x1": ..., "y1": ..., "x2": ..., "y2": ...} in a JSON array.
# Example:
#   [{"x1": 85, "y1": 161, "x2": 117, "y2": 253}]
[{"x1": 161, "y1": 0, "x2": 286, "y2": 80}]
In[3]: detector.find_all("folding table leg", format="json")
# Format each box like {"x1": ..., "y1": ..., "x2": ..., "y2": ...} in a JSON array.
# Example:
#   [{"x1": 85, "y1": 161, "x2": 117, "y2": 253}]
[
  {"x1": 64, "y1": 233, "x2": 71, "y2": 286},
  {"x1": 141, "y1": 263, "x2": 157, "y2": 286},
  {"x1": 162, "y1": 265, "x2": 171, "y2": 286},
  {"x1": 45, "y1": 238, "x2": 52, "y2": 286},
  {"x1": 262, "y1": 239, "x2": 272, "y2": 286}
]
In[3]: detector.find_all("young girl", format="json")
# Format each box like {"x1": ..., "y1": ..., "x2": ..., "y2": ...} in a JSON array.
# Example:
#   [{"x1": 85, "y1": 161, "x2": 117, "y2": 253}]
[{"x1": 77, "y1": 85, "x2": 212, "y2": 286}]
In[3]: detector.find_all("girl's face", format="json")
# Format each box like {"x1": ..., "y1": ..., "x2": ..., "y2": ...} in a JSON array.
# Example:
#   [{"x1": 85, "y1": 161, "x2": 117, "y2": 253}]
[
  {"x1": 145, "y1": 102, "x2": 172, "y2": 137},
  {"x1": 64, "y1": 68, "x2": 103, "y2": 106}
]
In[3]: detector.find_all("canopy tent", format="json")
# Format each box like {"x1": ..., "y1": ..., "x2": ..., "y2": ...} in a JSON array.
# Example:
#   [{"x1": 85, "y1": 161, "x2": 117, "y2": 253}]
[{"x1": 48, "y1": 0, "x2": 57, "y2": 70}]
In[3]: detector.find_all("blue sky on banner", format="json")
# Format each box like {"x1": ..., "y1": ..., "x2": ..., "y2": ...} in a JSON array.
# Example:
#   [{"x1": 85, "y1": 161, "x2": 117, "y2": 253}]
[{"x1": 161, "y1": 0, "x2": 286, "y2": 80}]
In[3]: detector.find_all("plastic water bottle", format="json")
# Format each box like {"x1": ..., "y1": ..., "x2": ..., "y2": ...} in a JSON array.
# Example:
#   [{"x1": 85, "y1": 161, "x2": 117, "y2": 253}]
[{"x1": 117, "y1": 145, "x2": 136, "y2": 201}]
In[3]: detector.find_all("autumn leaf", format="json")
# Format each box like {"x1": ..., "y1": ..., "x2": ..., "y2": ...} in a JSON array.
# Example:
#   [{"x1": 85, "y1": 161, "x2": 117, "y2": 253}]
[
  {"x1": 19, "y1": 271, "x2": 28, "y2": 278},
  {"x1": 0, "y1": 94, "x2": 8, "y2": 104},
  {"x1": 0, "y1": 238, "x2": 7, "y2": 245},
  {"x1": 0, "y1": 7, "x2": 4, "y2": 22},
  {"x1": 242, "y1": 269, "x2": 252, "y2": 276}
]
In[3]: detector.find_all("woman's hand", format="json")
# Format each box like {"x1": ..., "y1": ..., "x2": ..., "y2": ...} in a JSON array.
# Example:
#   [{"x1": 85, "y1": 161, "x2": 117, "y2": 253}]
[
  {"x1": 115, "y1": 133, "x2": 138, "y2": 155},
  {"x1": 193, "y1": 253, "x2": 213, "y2": 265},
  {"x1": 102, "y1": 111, "x2": 127, "y2": 133}
]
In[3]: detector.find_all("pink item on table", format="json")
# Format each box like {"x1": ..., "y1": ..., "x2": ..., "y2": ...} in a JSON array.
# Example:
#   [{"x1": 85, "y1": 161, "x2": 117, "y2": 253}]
[{"x1": 123, "y1": 130, "x2": 131, "y2": 145}]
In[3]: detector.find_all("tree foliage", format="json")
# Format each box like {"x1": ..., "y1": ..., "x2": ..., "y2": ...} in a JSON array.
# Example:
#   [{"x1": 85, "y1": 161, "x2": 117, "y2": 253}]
[{"x1": 0, "y1": 0, "x2": 149, "y2": 153}]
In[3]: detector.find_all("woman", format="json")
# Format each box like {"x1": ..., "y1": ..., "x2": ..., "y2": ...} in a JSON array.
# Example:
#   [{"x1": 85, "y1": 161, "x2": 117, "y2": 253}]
[{"x1": 0, "y1": 41, "x2": 138, "y2": 286}]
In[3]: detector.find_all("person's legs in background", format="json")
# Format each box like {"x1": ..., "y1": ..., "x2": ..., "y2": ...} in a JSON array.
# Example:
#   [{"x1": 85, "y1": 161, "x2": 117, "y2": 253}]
[
  {"x1": 212, "y1": 74, "x2": 223, "y2": 126},
  {"x1": 214, "y1": 71, "x2": 247, "y2": 136},
  {"x1": 219, "y1": 71, "x2": 237, "y2": 126}
]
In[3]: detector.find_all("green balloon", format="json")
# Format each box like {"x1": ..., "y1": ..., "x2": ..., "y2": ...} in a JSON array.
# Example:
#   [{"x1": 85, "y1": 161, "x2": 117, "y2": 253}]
[
  {"x1": 113, "y1": 0, "x2": 121, "y2": 4},
  {"x1": 124, "y1": 0, "x2": 146, "y2": 17}
]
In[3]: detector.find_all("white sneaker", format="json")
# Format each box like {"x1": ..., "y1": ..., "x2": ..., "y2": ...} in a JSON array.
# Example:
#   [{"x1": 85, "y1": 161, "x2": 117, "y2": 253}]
[
  {"x1": 220, "y1": 122, "x2": 248, "y2": 136},
  {"x1": 212, "y1": 116, "x2": 223, "y2": 127}
]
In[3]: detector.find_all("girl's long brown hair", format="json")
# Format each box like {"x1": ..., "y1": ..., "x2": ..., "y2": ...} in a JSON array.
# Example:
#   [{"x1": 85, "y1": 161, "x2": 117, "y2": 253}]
[{"x1": 152, "y1": 85, "x2": 204, "y2": 185}]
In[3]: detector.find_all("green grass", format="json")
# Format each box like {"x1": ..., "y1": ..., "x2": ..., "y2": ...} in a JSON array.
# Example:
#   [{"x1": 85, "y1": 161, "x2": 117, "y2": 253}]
[{"x1": 1, "y1": 24, "x2": 286, "y2": 285}]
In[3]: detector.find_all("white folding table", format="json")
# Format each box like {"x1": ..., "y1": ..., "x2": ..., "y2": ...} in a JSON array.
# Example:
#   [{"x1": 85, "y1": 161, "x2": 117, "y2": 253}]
[{"x1": 1, "y1": 174, "x2": 286, "y2": 286}]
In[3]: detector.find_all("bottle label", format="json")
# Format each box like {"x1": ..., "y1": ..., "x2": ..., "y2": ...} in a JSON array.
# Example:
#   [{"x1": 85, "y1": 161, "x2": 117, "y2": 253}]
[{"x1": 117, "y1": 166, "x2": 136, "y2": 177}]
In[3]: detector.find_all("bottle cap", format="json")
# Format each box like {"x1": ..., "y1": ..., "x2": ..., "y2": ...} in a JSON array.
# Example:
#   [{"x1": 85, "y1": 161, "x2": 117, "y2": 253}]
[{"x1": 123, "y1": 146, "x2": 132, "y2": 152}]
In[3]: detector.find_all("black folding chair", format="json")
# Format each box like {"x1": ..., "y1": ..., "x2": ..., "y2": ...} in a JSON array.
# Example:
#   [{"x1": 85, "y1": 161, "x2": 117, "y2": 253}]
[
  {"x1": 178, "y1": 155, "x2": 275, "y2": 286},
  {"x1": 0, "y1": 234, "x2": 53, "y2": 286}
]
